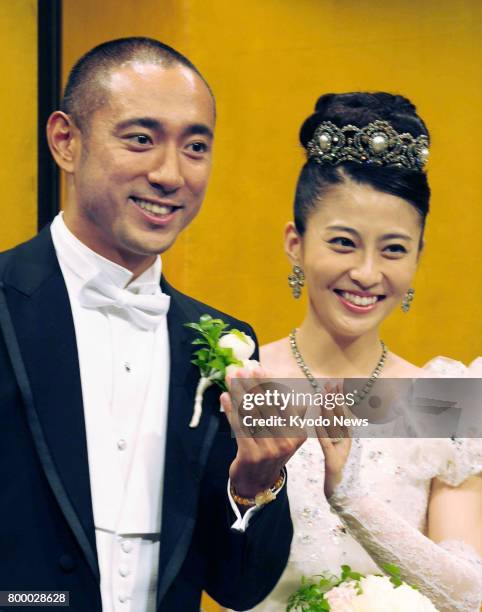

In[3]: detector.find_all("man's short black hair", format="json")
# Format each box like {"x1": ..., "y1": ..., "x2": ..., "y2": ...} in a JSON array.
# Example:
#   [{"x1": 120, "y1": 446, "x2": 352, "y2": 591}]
[{"x1": 61, "y1": 37, "x2": 214, "y2": 130}]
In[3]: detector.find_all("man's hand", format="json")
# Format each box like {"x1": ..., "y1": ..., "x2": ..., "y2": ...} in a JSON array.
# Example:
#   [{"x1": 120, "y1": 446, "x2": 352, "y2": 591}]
[{"x1": 221, "y1": 366, "x2": 306, "y2": 499}]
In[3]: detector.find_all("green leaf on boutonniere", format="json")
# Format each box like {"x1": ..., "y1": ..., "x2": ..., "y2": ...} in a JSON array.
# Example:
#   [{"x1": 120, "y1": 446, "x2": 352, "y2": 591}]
[
  {"x1": 184, "y1": 322, "x2": 204, "y2": 332},
  {"x1": 207, "y1": 357, "x2": 226, "y2": 371},
  {"x1": 230, "y1": 328, "x2": 250, "y2": 343}
]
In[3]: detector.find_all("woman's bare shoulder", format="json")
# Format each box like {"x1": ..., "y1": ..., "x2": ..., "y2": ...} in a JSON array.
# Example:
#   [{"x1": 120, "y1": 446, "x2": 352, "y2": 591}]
[
  {"x1": 260, "y1": 337, "x2": 299, "y2": 376},
  {"x1": 385, "y1": 352, "x2": 430, "y2": 377},
  {"x1": 260, "y1": 337, "x2": 289, "y2": 364}
]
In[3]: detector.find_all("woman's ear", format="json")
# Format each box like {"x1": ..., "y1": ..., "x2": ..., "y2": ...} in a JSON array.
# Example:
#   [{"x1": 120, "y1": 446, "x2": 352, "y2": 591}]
[
  {"x1": 284, "y1": 221, "x2": 303, "y2": 267},
  {"x1": 417, "y1": 237, "x2": 425, "y2": 261},
  {"x1": 46, "y1": 111, "x2": 80, "y2": 173}
]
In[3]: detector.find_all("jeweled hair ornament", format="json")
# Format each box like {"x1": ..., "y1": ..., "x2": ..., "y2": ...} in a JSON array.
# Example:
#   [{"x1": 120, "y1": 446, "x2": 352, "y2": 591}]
[{"x1": 306, "y1": 120, "x2": 429, "y2": 171}]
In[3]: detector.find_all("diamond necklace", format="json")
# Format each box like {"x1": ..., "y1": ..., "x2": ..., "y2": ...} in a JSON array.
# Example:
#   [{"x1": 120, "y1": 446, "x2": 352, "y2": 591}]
[{"x1": 289, "y1": 328, "x2": 387, "y2": 406}]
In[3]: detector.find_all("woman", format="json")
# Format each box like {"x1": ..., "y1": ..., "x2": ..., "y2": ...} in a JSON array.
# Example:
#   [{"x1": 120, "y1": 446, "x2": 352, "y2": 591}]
[{"x1": 225, "y1": 93, "x2": 482, "y2": 612}]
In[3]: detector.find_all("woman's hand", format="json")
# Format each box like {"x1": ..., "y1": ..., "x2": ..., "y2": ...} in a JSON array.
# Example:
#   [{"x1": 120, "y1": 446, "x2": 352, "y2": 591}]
[{"x1": 316, "y1": 382, "x2": 353, "y2": 499}]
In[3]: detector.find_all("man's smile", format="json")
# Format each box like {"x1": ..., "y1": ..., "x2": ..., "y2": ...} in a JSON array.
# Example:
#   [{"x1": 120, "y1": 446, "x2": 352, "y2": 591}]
[{"x1": 129, "y1": 196, "x2": 184, "y2": 221}]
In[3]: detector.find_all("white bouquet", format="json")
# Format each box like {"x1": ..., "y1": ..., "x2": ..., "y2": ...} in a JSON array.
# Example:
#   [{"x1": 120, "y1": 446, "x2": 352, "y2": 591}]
[{"x1": 287, "y1": 565, "x2": 438, "y2": 611}]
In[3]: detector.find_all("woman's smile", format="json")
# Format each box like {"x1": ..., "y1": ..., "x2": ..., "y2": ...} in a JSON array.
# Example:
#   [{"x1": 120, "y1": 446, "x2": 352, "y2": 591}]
[{"x1": 333, "y1": 288, "x2": 386, "y2": 314}]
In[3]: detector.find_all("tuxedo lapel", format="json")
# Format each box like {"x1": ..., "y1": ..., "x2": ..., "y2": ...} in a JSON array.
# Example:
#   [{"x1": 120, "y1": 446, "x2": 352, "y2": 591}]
[
  {"x1": 0, "y1": 229, "x2": 98, "y2": 580},
  {"x1": 156, "y1": 280, "x2": 221, "y2": 604}
]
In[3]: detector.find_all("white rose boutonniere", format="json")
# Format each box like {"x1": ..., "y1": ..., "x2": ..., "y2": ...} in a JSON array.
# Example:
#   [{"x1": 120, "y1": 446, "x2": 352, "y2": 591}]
[{"x1": 184, "y1": 314, "x2": 257, "y2": 428}]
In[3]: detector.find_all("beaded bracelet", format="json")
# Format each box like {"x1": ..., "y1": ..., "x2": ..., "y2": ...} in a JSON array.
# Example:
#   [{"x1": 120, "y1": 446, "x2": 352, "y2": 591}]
[{"x1": 230, "y1": 471, "x2": 286, "y2": 508}]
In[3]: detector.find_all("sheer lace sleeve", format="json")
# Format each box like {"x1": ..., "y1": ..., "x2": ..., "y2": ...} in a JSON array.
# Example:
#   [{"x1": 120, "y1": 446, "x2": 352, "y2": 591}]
[{"x1": 328, "y1": 439, "x2": 482, "y2": 612}]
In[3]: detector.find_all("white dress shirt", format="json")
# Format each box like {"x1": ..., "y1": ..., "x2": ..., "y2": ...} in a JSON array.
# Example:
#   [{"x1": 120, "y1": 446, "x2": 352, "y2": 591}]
[{"x1": 51, "y1": 214, "x2": 169, "y2": 611}]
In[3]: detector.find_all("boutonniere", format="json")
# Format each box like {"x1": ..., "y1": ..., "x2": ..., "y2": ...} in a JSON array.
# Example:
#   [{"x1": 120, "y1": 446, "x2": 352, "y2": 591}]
[{"x1": 184, "y1": 314, "x2": 257, "y2": 427}]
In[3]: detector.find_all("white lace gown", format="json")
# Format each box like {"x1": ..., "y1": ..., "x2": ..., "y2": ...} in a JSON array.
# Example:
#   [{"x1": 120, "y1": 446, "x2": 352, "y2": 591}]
[{"x1": 244, "y1": 358, "x2": 482, "y2": 612}]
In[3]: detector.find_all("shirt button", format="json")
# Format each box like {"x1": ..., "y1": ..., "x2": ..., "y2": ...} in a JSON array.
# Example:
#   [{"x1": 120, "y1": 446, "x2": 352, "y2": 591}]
[
  {"x1": 117, "y1": 439, "x2": 127, "y2": 451},
  {"x1": 118, "y1": 593, "x2": 128, "y2": 603},
  {"x1": 121, "y1": 540, "x2": 133, "y2": 553},
  {"x1": 119, "y1": 565, "x2": 130, "y2": 577}
]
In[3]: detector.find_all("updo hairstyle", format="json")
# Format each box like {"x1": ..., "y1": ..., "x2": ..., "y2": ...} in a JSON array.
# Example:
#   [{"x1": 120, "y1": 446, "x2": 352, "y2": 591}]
[{"x1": 294, "y1": 92, "x2": 431, "y2": 237}]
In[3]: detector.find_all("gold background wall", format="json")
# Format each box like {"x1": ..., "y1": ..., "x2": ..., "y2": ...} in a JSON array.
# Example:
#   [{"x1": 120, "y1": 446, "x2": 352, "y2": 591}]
[
  {"x1": 0, "y1": 2, "x2": 479, "y2": 611},
  {"x1": 0, "y1": 0, "x2": 37, "y2": 249},
  {"x1": 61, "y1": 0, "x2": 482, "y2": 367}
]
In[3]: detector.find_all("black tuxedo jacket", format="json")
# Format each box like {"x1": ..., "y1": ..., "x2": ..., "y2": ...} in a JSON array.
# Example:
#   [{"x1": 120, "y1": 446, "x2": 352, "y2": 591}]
[{"x1": 0, "y1": 228, "x2": 292, "y2": 611}]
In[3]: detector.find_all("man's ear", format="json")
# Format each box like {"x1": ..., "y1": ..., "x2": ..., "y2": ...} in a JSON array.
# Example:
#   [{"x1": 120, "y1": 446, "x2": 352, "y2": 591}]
[{"x1": 46, "y1": 111, "x2": 80, "y2": 173}]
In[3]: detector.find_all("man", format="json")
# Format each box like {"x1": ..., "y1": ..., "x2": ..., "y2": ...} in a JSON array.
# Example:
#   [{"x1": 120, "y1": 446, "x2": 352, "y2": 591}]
[{"x1": 0, "y1": 38, "x2": 300, "y2": 611}]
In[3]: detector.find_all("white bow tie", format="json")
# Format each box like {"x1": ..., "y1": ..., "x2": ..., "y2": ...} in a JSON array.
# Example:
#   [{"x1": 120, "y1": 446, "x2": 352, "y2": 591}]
[{"x1": 78, "y1": 273, "x2": 170, "y2": 330}]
